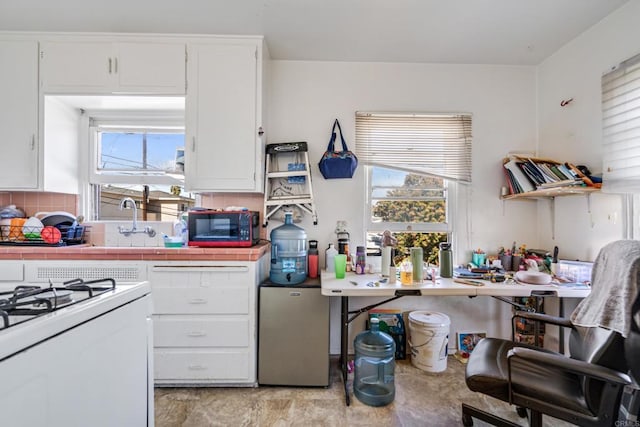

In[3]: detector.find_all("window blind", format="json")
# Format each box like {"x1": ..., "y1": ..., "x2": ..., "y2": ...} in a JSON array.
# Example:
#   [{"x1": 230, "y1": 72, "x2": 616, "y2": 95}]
[
  {"x1": 355, "y1": 112, "x2": 472, "y2": 184},
  {"x1": 602, "y1": 52, "x2": 640, "y2": 193}
]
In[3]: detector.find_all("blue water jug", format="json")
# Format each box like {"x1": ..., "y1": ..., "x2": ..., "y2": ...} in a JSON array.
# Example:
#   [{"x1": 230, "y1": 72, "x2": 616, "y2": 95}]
[
  {"x1": 353, "y1": 317, "x2": 396, "y2": 406},
  {"x1": 269, "y1": 212, "x2": 307, "y2": 285}
]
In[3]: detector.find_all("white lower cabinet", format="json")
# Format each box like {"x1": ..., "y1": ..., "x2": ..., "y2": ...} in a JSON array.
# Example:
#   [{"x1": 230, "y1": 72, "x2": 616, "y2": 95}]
[{"x1": 149, "y1": 260, "x2": 265, "y2": 386}]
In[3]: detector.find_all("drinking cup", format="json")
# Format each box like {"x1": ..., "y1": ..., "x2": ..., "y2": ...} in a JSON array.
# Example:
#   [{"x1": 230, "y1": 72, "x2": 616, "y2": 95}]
[
  {"x1": 335, "y1": 254, "x2": 347, "y2": 279},
  {"x1": 472, "y1": 252, "x2": 486, "y2": 267},
  {"x1": 512, "y1": 255, "x2": 522, "y2": 272},
  {"x1": 500, "y1": 255, "x2": 512, "y2": 272}
]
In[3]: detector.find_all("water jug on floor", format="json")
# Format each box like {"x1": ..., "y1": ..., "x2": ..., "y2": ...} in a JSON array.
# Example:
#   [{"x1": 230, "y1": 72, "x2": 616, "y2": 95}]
[
  {"x1": 269, "y1": 211, "x2": 307, "y2": 285},
  {"x1": 353, "y1": 317, "x2": 396, "y2": 406}
]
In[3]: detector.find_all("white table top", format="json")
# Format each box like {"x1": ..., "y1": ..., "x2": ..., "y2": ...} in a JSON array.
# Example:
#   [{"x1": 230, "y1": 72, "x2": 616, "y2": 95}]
[{"x1": 320, "y1": 271, "x2": 590, "y2": 298}]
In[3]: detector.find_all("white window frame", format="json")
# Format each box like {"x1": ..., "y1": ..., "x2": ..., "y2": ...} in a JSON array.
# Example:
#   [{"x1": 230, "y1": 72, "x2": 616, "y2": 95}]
[
  {"x1": 365, "y1": 166, "x2": 456, "y2": 235},
  {"x1": 78, "y1": 109, "x2": 187, "y2": 220},
  {"x1": 356, "y1": 111, "x2": 471, "y2": 238},
  {"x1": 87, "y1": 110, "x2": 185, "y2": 186}
]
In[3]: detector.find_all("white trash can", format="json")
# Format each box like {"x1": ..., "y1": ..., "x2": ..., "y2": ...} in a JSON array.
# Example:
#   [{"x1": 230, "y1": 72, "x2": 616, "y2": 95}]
[{"x1": 408, "y1": 311, "x2": 450, "y2": 373}]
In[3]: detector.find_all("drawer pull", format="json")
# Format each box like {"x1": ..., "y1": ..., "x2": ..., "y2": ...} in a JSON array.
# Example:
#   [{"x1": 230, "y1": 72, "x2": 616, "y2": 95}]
[
  {"x1": 187, "y1": 331, "x2": 206, "y2": 337},
  {"x1": 187, "y1": 365, "x2": 207, "y2": 371},
  {"x1": 188, "y1": 298, "x2": 208, "y2": 304}
]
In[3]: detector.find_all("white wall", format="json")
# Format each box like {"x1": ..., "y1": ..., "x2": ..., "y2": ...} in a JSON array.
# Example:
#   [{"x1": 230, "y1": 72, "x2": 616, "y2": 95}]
[
  {"x1": 268, "y1": 60, "x2": 541, "y2": 353},
  {"x1": 536, "y1": 1, "x2": 640, "y2": 260}
]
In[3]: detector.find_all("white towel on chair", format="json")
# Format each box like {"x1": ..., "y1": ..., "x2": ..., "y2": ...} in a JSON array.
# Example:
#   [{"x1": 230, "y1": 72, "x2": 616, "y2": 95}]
[{"x1": 570, "y1": 240, "x2": 640, "y2": 338}]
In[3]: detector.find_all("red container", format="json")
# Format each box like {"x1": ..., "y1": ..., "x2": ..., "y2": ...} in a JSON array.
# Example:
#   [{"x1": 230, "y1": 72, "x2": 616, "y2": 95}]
[{"x1": 308, "y1": 239, "x2": 319, "y2": 278}]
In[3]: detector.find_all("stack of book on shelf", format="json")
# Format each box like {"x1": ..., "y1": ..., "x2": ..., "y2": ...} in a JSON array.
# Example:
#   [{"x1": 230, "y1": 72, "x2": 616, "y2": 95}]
[{"x1": 503, "y1": 156, "x2": 588, "y2": 195}]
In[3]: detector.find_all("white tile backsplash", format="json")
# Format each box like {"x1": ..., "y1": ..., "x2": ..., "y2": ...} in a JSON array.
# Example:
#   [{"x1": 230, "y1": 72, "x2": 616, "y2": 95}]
[{"x1": 103, "y1": 222, "x2": 174, "y2": 247}]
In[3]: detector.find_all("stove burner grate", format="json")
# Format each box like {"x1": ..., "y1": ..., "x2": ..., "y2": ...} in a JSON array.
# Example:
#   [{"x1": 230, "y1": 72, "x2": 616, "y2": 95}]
[{"x1": 0, "y1": 277, "x2": 117, "y2": 329}]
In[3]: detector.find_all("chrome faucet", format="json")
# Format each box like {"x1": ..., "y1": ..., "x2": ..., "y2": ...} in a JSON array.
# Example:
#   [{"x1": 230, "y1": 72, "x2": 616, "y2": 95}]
[{"x1": 118, "y1": 197, "x2": 156, "y2": 237}]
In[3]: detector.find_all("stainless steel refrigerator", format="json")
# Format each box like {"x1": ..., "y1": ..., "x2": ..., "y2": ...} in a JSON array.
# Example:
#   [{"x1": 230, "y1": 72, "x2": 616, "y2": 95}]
[{"x1": 258, "y1": 278, "x2": 330, "y2": 386}]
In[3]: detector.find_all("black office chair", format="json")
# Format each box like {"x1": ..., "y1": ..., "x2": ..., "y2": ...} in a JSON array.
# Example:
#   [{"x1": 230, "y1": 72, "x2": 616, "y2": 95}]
[{"x1": 462, "y1": 240, "x2": 640, "y2": 427}]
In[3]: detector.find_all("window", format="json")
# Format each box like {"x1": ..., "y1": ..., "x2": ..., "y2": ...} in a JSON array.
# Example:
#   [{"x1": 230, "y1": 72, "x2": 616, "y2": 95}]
[
  {"x1": 98, "y1": 131, "x2": 183, "y2": 173},
  {"x1": 356, "y1": 112, "x2": 472, "y2": 264},
  {"x1": 602, "y1": 52, "x2": 640, "y2": 194},
  {"x1": 602, "y1": 52, "x2": 640, "y2": 238},
  {"x1": 86, "y1": 113, "x2": 195, "y2": 221}
]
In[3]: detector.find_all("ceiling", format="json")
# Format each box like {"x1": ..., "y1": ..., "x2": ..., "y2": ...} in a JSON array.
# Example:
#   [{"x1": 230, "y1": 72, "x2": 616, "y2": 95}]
[{"x1": 0, "y1": 0, "x2": 629, "y2": 65}]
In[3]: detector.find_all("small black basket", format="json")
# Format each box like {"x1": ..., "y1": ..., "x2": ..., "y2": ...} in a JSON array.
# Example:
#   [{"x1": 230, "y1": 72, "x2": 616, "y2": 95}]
[{"x1": 0, "y1": 223, "x2": 88, "y2": 246}]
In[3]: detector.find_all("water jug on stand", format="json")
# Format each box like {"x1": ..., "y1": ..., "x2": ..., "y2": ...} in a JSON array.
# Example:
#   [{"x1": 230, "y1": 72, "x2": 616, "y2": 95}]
[{"x1": 269, "y1": 211, "x2": 307, "y2": 285}]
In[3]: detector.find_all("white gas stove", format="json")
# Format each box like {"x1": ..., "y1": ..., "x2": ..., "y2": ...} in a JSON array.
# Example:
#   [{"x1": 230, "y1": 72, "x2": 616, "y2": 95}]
[{"x1": 0, "y1": 277, "x2": 153, "y2": 427}]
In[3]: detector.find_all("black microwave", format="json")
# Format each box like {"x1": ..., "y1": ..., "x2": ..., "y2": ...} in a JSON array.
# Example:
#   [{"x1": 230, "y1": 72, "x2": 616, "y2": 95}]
[{"x1": 187, "y1": 210, "x2": 260, "y2": 247}]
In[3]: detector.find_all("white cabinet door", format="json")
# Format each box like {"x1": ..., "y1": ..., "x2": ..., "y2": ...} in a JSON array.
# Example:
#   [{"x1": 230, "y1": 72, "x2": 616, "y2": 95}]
[
  {"x1": 40, "y1": 41, "x2": 113, "y2": 93},
  {"x1": 40, "y1": 40, "x2": 185, "y2": 94},
  {"x1": 114, "y1": 42, "x2": 185, "y2": 94},
  {"x1": 0, "y1": 40, "x2": 39, "y2": 189},
  {"x1": 185, "y1": 41, "x2": 263, "y2": 192}
]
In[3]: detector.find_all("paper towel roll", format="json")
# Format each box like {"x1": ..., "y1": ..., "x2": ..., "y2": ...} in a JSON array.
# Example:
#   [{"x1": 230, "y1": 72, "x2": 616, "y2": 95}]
[{"x1": 381, "y1": 246, "x2": 391, "y2": 276}]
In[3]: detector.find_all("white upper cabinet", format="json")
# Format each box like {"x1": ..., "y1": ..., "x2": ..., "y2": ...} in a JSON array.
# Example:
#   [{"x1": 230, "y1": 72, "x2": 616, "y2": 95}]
[
  {"x1": 40, "y1": 40, "x2": 186, "y2": 95},
  {"x1": 0, "y1": 40, "x2": 39, "y2": 189},
  {"x1": 185, "y1": 39, "x2": 265, "y2": 192}
]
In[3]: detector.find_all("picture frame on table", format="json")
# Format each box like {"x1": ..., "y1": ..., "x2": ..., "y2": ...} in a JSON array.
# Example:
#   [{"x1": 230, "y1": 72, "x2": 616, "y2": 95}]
[{"x1": 457, "y1": 331, "x2": 487, "y2": 354}]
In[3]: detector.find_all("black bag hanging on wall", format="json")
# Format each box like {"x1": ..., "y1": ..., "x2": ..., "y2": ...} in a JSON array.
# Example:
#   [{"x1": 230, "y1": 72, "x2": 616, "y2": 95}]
[{"x1": 318, "y1": 119, "x2": 358, "y2": 179}]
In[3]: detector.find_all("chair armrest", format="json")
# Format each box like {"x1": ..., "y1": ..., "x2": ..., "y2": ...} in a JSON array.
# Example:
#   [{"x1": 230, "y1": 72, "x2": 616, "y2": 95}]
[
  {"x1": 513, "y1": 310, "x2": 574, "y2": 328},
  {"x1": 507, "y1": 347, "x2": 631, "y2": 385}
]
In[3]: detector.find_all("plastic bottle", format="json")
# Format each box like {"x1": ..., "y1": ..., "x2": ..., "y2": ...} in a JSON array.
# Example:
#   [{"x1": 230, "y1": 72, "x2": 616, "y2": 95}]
[
  {"x1": 381, "y1": 246, "x2": 391, "y2": 277},
  {"x1": 180, "y1": 212, "x2": 189, "y2": 245},
  {"x1": 439, "y1": 242, "x2": 453, "y2": 278},
  {"x1": 388, "y1": 249, "x2": 397, "y2": 284},
  {"x1": 171, "y1": 218, "x2": 184, "y2": 246},
  {"x1": 356, "y1": 246, "x2": 366, "y2": 274},
  {"x1": 325, "y1": 243, "x2": 338, "y2": 273},
  {"x1": 353, "y1": 317, "x2": 396, "y2": 407},
  {"x1": 410, "y1": 247, "x2": 423, "y2": 284},
  {"x1": 338, "y1": 235, "x2": 350, "y2": 255},
  {"x1": 308, "y1": 240, "x2": 319, "y2": 278},
  {"x1": 269, "y1": 212, "x2": 307, "y2": 285}
]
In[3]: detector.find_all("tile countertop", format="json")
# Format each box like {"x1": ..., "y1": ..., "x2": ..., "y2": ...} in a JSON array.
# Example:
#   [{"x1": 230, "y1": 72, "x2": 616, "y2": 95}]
[{"x1": 0, "y1": 242, "x2": 271, "y2": 261}]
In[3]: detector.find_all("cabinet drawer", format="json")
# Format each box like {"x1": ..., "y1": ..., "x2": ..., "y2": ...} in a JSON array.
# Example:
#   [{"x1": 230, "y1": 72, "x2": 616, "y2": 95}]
[
  {"x1": 152, "y1": 286, "x2": 249, "y2": 314},
  {"x1": 149, "y1": 265, "x2": 253, "y2": 314},
  {"x1": 153, "y1": 316, "x2": 249, "y2": 347},
  {"x1": 154, "y1": 349, "x2": 252, "y2": 382}
]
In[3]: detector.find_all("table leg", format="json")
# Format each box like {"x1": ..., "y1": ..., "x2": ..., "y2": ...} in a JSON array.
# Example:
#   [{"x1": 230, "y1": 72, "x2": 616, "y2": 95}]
[
  {"x1": 340, "y1": 296, "x2": 350, "y2": 406},
  {"x1": 559, "y1": 298, "x2": 565, "y2": 354}
]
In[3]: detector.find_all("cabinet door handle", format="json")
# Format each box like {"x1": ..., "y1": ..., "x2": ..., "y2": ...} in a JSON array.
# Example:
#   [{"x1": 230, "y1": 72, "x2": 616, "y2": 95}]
[
  {"x1": 108, "y1": 57, "x2": 112, "y2": 74},
  {"x1": 188, "y1": 298, "x2": 207, "y2": 304},
  {"x1": 30, "y1": 135, "x2": 35, "y2": 150},
  {"x1": 114, "y1": 57, "x2": 118, "y2": 74},
  {"x1": 192, "y1": 136, "x2": 196, "y2": 152},
  {"x1": 187, "y1": 331, "x2": 206, "y2": 337},
  {"x1": 187, "y1": 365, "x2": 207, "y2": 371}
]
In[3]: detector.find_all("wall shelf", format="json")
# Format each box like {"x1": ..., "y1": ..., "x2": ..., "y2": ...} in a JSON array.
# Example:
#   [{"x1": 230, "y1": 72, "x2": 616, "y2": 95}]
[{"x1": 501, "y1": 186, "x2": 600, "y2": 200}]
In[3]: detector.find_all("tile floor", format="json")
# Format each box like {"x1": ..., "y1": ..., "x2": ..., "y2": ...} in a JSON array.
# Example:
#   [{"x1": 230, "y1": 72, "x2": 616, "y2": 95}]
[{"x1": 154, "y1": 357, "x2": 573, "y2": 426}]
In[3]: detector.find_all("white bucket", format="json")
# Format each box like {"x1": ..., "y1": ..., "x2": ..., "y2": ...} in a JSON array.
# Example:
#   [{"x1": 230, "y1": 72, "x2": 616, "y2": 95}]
[{"x1": 408, "y1": 311, "x2": 450, "y2": 373}]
